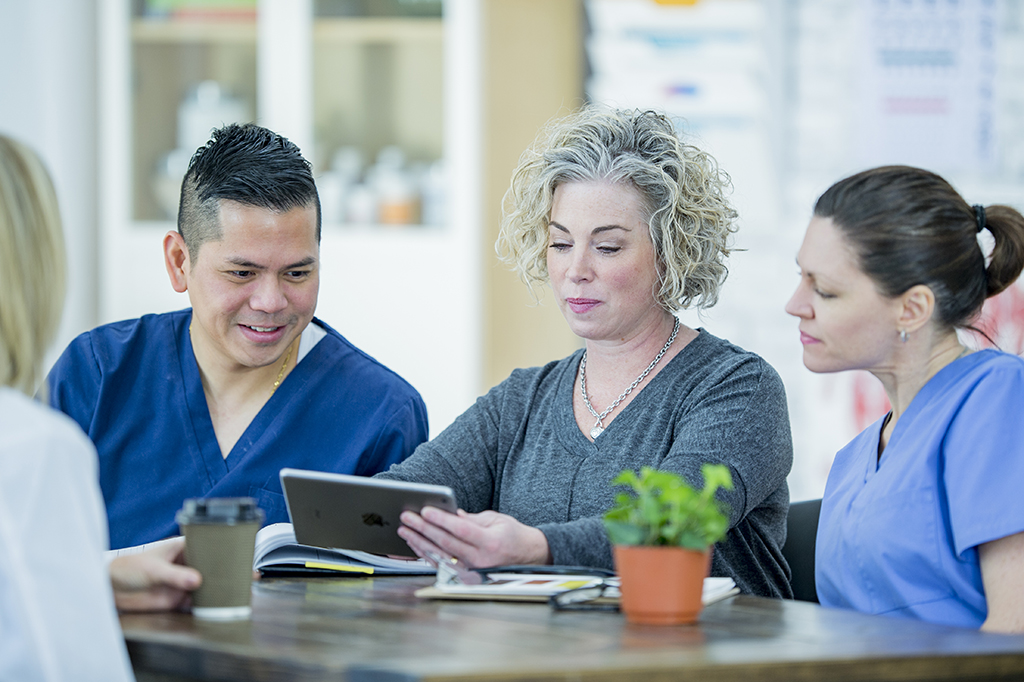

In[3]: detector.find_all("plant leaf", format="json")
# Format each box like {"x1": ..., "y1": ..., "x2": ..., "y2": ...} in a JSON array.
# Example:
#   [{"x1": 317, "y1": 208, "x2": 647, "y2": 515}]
[
  {"x1": 701, "y1": 463, "x2": 733, "y2": 493},
  {"x1": 603, "y1": 464, "x2": 734, "y2": 549},
  {"x1": 603, "y1": 519, "x2": 645, "y2": 546}
]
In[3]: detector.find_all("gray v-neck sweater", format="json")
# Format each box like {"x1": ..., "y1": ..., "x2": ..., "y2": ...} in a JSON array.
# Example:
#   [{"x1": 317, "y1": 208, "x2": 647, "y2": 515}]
[{"x1": 379, "y1": 329, "x2": 794, "y2": 597}]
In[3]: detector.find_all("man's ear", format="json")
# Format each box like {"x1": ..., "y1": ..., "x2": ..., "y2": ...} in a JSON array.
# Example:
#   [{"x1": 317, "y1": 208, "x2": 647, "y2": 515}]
[
  {"x1": 164, "y1": 231, "x2": 190, "y2": 294},
  {"x1": 898, "y1": 284, "x2": 936, "y2": 334}
]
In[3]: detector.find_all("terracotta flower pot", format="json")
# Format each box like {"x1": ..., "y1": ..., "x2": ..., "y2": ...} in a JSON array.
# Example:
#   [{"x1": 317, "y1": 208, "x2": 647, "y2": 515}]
[{"x1": 613, "y1": 544, "x2": 711, "y2": 625}]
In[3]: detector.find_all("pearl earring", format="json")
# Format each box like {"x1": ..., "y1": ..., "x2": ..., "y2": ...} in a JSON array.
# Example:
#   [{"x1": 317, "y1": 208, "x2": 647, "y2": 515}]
[{"x1": 899, "y1": 329, "x2": 908, "y2": 343}]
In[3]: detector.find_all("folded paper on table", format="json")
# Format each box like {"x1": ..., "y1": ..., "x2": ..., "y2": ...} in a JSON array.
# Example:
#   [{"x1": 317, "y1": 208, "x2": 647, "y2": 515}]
[
  {"x1": 415, "y1": 574, "x2": 738, "y2": 604},
  {"x1": 254, "y1": 522, "x2": 434, "y2": 576},
  {"x1": 105, "y1": 536, "x2": 181, "y2": 561}
]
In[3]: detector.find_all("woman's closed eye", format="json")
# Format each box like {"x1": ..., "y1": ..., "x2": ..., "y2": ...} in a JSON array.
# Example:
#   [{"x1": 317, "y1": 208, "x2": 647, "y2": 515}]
[{"x1": 797, "y1": 268, "x2": 835, "y2": 299}]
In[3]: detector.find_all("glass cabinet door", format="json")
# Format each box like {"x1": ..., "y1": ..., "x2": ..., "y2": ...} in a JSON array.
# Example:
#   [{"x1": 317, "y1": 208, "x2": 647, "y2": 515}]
[
  {"x1": 312, "y1": 0, "x2": 444, "y2": 228},
  {"x1": 129, "y1": 0, "x2": 444, "y2": 228},
  {"x1": 132, "y1": 1, "x2": 258, "y2": 221}
]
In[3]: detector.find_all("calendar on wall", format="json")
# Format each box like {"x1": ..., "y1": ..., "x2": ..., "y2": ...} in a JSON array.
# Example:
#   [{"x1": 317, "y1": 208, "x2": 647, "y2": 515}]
[{"x1": 855, "y1": 0, "x2": 998, "y2": 173}]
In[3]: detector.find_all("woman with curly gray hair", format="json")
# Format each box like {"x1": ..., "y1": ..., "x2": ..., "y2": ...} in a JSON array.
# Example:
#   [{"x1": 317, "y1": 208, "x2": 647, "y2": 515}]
[{"x1": 385, "y1": 107, "x2": 794, "y2": 598}]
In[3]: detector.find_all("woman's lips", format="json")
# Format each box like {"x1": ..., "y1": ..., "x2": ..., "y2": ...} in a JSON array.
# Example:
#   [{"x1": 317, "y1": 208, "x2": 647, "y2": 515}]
[
  {"x1": 566, "y1": 298, "x2": 600, "y2": 314},
  {"x1": 800, "y1": 331, "x2": 821, "y2": 345}
]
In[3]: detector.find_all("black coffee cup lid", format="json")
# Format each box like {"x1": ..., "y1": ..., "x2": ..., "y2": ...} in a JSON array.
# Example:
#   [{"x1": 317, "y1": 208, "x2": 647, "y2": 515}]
[{"x1": 176, "y1": 497, "x2": 264, "y2": 525}]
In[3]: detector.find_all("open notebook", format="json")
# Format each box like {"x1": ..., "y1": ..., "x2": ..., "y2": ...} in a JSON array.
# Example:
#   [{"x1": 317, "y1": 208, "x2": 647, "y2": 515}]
[
  {"x1": 105, "y1": 523, "x2": 434, "y2": 576},
  {"x1": 253, "y1": 522, "x2": 434, "y2": 576}
]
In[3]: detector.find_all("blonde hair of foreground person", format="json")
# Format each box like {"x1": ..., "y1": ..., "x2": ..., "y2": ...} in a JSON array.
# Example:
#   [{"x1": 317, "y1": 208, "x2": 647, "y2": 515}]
[
  {"x1": 497, "y1": 106, "x2": 737, "y2": 312},
  {"x1": 0, "y1": 135, "x2": 66, "y2": 394},
  {"x1": 0, "y1": 134, "x2": 202, "y2": 682}
]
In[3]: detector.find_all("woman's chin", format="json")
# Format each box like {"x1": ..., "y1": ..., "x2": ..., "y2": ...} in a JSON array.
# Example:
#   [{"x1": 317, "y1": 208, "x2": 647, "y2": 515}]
[
  {"x1": 802, "y1": 356, "x2": 845, "y2": 375},
  {"x1": 561, "y1": 317, "x2": 600, "y2": 341}
]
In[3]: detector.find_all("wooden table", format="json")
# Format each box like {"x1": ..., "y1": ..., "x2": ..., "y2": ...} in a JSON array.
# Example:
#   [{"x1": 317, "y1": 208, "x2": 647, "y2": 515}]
[{"x1": 121, "y1": 576, "x2": 1024, "y2": 682}]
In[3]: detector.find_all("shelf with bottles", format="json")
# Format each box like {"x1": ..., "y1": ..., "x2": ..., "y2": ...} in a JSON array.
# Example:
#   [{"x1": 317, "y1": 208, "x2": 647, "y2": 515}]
[
  {"x1": 131, "y1": 18, "x2": 257, "y2": 43},
  {"x1": 131, "y1": 13, "x2": 443, "y2": 229},
  {"x1": 143, "y1": 137, "x2": 447, "y2": 231},
  {"x1": 130, "y1": 3, "x2": 256, "y2": 222},
  {"x1": 132, "y1": 0, "x2": 257, "y2": 41},
  {"x1": 132, "y1": 15, "x2": 440, "y2": 44},
  {"x1": 312, "y1": 11, "x2": 444, "y2": 230},
  {"x1": 314, "y1": 144, "x2": 445, "y2": 230}
]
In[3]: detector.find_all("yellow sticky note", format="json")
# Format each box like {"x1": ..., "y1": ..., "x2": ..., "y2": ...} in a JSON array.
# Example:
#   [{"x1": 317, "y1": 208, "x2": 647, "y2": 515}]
[
  {"x1": 305, "y1": 561, "x2": 374, "y2": 574},
  {"x1": 558, "y1": 580, "x2": 592, "y2": 590}
]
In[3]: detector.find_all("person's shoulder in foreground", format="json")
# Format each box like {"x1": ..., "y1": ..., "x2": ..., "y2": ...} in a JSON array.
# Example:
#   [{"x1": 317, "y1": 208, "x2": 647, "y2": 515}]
[{"x1": 0, "y1": 388, "x2": 135, "y2": 682}]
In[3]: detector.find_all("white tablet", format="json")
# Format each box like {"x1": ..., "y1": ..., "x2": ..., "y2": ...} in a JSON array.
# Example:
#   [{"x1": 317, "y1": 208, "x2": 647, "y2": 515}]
[{"x1": 279, "y1": 468, "x2": 458, "y2": 558}]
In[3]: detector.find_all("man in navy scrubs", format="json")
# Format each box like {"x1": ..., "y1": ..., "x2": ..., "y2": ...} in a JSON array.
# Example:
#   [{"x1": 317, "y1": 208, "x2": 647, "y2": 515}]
[{"x1": 48, "y1": 123, "x2": 428, "y2": 549}]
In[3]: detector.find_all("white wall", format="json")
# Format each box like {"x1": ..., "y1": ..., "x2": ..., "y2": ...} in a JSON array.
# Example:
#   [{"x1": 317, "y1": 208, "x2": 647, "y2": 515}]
[
  {"x1": 585, "y1": 0, "x2": 1024, "y2": 501},
  {"x1": 0, "y1": 0, "x2": 99, "y2": 367}
]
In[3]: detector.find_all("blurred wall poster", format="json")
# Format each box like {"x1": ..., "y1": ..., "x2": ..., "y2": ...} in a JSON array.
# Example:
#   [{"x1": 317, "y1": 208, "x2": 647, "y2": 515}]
[
  {"x1": 584, "y1": 0, "x2": 777, "y2": 226},
  {"x1": 856, "y1": 0, "x2": 997, "y2": 172}
]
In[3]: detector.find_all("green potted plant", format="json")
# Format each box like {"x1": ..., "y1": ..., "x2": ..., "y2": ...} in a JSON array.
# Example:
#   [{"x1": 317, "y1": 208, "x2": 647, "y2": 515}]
[{"x1": 603, "y1": 463, "x2": 733, "y2": 624}]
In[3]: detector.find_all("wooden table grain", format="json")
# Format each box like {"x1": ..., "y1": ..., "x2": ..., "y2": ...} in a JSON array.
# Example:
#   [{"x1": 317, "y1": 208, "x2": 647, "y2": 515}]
[{"x1": 120, "y1": 576, "x2": 1024, "y2": 682}]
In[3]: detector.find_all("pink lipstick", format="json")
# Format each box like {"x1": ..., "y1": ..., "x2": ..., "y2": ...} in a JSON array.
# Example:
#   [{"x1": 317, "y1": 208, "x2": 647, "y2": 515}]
[{"x1": 566, "y1": 298, "x2": 600, "y2": 314}]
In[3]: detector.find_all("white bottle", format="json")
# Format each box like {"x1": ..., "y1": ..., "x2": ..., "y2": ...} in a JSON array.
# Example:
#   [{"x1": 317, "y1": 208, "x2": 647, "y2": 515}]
[{"x1": 178, "y1": 80, "x2": 248, "y2": 152}]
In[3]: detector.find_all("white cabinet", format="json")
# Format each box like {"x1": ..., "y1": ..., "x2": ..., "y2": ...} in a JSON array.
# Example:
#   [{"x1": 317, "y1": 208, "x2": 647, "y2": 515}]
[{"x1": 98, "y1": 0, "x2": 482, "y2": 432}]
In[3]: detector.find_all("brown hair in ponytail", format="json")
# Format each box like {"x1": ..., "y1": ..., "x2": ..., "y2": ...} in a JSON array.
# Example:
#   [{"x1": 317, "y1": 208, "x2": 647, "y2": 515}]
[
  {"x1": 981, "y1": 204, "x2": 1024, "y2": 298},
  {"x1": 813, "y1": 165, "x2": 1024, "y2": 331}
]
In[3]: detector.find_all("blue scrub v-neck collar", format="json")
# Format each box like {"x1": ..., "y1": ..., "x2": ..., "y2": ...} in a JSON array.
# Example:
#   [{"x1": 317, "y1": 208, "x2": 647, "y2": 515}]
[
  {"x1": 177, "y1": 313, "x2": 326, "y2": 481},
  {"x1": 870, "y1": 349, "x2": 995, "y2": 475}
]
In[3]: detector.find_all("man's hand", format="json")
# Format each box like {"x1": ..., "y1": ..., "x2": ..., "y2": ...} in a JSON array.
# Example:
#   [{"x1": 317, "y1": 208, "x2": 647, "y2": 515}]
[
  {"x1": 398, "y1": 506, "x2": 552, "y2": 568},
  {"x1": 109, "y1": 537, "x2": 202, "y2": 612}
]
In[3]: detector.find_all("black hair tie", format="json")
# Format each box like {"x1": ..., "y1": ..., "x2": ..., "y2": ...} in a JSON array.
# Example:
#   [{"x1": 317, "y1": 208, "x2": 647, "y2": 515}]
[{"x1": 974, "y1": 204, "x2": 986, "y2": 233}]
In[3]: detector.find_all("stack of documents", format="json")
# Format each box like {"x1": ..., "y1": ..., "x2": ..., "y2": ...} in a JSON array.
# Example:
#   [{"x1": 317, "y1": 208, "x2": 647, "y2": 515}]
[{"x1": 416, "y1": 572, "x2": 738, "y2": 605}]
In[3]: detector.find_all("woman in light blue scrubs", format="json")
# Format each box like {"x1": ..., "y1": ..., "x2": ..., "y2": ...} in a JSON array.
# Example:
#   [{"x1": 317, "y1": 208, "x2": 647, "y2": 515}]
[{"x1": 786, "y1": 165, "x2": 1024, "y2": 632}]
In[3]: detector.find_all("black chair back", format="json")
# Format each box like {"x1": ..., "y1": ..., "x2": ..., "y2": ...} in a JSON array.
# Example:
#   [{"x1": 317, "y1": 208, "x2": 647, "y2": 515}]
[{"x1": 781, "y1": 498, "x2": 822, "y2": 602}]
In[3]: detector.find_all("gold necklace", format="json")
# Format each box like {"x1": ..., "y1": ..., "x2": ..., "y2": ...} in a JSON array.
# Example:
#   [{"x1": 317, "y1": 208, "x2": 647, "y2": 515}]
[
  {"x1": 189, "y1": 323, "x2": 296, "y2": 395},
  {"x1": 270, "y1": 339, "x2": 296, "y2": 395}
]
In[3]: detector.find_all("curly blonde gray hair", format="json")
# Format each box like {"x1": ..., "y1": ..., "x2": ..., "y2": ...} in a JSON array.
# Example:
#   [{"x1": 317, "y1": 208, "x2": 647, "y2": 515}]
[{"x1": 496, "y1": 106, "x2": 737, "y2": 312}]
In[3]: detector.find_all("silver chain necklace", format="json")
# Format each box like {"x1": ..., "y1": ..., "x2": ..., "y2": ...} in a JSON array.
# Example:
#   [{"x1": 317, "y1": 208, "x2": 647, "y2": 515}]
[{"x1": 579, "y1": 317, "x2": 680, "y2": 440}]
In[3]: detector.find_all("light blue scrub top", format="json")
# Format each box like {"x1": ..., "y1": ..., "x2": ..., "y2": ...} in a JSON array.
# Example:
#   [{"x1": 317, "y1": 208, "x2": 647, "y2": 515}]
[{"x1": 816, "y1": 350, "x2": 1024, "y2": 628}]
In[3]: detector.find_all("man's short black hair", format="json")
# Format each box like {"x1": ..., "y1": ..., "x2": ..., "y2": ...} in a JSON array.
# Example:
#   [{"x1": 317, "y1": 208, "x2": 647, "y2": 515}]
[{"x1": 177, "y1": 123, "x2": 321, "y2": 259}]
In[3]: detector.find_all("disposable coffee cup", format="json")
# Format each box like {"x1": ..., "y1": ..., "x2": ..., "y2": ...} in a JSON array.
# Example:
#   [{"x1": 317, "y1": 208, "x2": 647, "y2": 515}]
[{"x1": 176, "y1": 497, "x2": 264, "y2": 620}]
